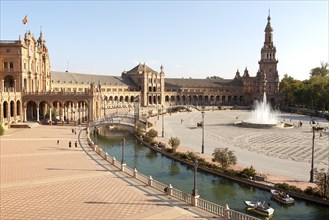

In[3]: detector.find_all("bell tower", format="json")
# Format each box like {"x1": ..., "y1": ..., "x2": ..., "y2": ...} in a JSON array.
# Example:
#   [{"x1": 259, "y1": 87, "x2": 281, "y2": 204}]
[{"x1": 256, "y1": 11, "x2": 279, "y2": 103}]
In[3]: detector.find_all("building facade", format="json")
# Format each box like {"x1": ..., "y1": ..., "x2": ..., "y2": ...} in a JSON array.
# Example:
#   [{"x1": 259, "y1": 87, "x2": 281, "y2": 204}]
[{"x1": 0, "y1": 15, "x2": 280, "y2": 127}]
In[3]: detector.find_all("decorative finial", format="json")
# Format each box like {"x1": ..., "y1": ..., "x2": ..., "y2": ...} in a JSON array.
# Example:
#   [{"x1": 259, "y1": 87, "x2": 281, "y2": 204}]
[{"x1": 268, "y1": 9, "x2": 271, "y2": 21}]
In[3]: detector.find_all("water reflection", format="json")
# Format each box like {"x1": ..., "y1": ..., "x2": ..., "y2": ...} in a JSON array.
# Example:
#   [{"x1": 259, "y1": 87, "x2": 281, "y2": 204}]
[
  {"x1": 168, "y1": 161, "x2": 180, "y2": 176},
  {"x1": 92, "y1": 133, "x2": 329, "y2": 220}
]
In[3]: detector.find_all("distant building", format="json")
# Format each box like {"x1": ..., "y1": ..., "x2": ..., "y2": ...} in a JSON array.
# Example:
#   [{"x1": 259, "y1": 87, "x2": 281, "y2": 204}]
[{"x1": 0, "y1": 15, "x2": 280, "y2": 127}]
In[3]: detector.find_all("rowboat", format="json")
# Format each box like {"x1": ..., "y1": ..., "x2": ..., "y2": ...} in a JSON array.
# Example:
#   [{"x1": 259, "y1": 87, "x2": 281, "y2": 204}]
[
  {"x1": 244, "y1": 200, "x2": 275, "y2": 217},
  {"x1": 270, "y1": 189, "x2": 294, "y2": 205}
]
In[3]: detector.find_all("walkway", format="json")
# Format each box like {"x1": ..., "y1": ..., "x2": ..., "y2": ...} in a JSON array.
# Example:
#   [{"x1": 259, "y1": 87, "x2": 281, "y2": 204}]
[{"x1": 0, "y1": 125, "x2": 218, "y2": 219}]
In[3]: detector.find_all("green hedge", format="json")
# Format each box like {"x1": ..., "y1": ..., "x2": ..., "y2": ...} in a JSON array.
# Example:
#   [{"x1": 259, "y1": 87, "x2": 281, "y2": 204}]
[{"x1": 0, "y1": 125, "x2": 4, "y2": 136}]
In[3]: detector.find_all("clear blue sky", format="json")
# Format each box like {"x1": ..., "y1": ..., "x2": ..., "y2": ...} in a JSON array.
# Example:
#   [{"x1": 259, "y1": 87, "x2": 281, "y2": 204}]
[{"x1": 1, "y1": 0, "x2": 328, "y2": 81}]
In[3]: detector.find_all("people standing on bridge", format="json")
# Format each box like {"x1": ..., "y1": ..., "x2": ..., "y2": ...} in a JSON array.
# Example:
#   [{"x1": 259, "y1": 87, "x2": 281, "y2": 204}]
[{"x1": 69, "y1": 141, "x2": 71, "y2": 148}]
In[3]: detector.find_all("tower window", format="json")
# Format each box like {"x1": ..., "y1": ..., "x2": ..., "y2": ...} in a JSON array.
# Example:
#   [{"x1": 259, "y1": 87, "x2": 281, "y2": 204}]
[
  {"x1": 3, "y1": 62, "x2": 8, "y2": 69},
  {"x1": 268, "y1": 36, "x2": 271, "y2": 41},
  {"x1": 10, "y1": 62, "x2": 14, "y2": 69}
]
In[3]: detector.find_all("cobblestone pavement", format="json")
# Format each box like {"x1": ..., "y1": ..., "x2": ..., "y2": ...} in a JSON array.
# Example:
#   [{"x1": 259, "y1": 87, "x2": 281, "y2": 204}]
[
  {"x1": 0, "y1": 125, "x2": 218, "y2": 220},
  {"x1": 155, "y1": 110, "x2": 329, "y2": 181}
]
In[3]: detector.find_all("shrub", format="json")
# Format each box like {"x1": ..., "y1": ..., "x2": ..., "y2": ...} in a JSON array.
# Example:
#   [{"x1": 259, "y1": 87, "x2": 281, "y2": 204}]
[
  {"x1": 147, "y1": 129, "x2": 158, "y2": 139},
  {"x1": 168, "y1": 137, "x2": 181, "y2": 153},
  {"x1": 239, "y1": 166, "x2": 256, "y2": 178},
  {"x1": 186, "y1": 151, "x2": 197, "y2": 161},
  {"x1": 0, "y1": 125, "x2": 4, "y2": 136},
  {"x1": 212, "y1": 147, "x2": 237, "y2": 169}
]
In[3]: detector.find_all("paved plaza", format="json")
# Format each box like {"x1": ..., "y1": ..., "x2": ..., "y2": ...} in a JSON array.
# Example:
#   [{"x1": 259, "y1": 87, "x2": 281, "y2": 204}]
[
  {"x1": 0, "y1": 125, "x2": 217, "y2": 219},
  {"x1": 154, "y1": 109, "x2": 329, "y2": 183}
]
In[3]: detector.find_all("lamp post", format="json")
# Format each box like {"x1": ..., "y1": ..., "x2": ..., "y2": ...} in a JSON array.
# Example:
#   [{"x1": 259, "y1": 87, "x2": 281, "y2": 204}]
[
  {"x1": 162, "y1": 105, "x2": 164, "y2": 138},
  {"x1": 310, "y1": 126, "x2": 315, "y2": 183},
  {"x1": 201, "y1": 111, "x2": 205, "y2": 154},
  {"x1": 122, "y1": 138, "x2": 125, "y2": 164},
  {"x1": 192, "y1": 160, "x2": 198, "y2": 196}
]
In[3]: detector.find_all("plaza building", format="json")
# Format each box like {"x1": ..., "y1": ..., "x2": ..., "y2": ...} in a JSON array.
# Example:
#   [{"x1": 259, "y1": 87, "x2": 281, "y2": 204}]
[{"x1": 0, "y1": 15, "x2": 280, "y2": 127}]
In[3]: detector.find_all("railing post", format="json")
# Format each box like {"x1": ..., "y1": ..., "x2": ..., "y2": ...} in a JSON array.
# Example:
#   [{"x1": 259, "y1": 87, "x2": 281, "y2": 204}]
[
  {"x1": 167, "y1": 184, "x2": 173, "y2": 196},
  {"x1": 224, "y1": 204, "x2": 230, "y2": 219},
  {"x1": 121, "y1": 163, "x2": 126, "y2": 172},
  {"x1": 148, "y1": 176, "x2": 153, "y2": 187},
  {"x1": 191, "y1": 194, "x2": 200, "y2": 206},
  {"x1": 105, "y1": 152, "x2": 108, "y2": 160},
  {"x1": 133, "y1": 168, "x2": 138, "y2": 178},
  {"x1": 112, "y1": 157, "x2": 116, "y2": 165}
]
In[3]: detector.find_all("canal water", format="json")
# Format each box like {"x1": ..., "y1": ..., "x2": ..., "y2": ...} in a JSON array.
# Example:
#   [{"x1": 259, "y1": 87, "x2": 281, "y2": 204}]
[{"x1": 92, "y1": 134, "x2": 329, "y2": 220}]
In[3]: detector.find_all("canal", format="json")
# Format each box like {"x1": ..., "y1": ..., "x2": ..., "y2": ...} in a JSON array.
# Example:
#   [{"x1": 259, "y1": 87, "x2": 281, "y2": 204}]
[{"x1": 92, "y1": 134, "x2": 329, "y2": 220}]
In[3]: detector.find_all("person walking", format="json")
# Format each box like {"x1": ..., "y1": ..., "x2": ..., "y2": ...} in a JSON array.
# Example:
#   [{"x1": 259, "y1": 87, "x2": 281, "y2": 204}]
[
  {"x1": 69, "y1": 141, "x2": 71, "y2": 148},
  {"x1": 57, "y1": 140, "x2": 59, "y2": 145},
  {"x1": 75, "y1": 141, "x2": 78, "y2": 148}
]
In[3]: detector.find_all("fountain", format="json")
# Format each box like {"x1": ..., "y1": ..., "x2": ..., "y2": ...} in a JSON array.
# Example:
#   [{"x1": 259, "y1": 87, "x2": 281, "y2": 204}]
[{"x1": 238, "y1": 93, "x2": 284, "y2": 128}]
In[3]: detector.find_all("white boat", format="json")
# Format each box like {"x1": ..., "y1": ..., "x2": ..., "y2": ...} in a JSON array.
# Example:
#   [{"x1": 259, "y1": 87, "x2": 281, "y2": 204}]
[
  {"x1": 270, "y1": 189, "x2": 294, "y2": 205},
  {"x1": 244, "y1": 200, "x2": 275, "y2": 217}
]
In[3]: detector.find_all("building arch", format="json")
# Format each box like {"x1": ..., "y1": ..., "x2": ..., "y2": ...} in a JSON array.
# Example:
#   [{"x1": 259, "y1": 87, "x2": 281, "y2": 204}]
[
  {"x1": 3, "y1": 101, "x2": 8, "y2": 119},
  {"x1": 204, "y1": 95, "x2": 209, "y2": 103},
  {"x1": 170, "y1": 96, "x2": 175, "y2": 102},
  {"x1": 4, "y1": 75, "x2": 15, "y2": 92},
  {"x1": 10, "y1": 100, "x2": 15, "y2": 117},
  {"x1": 26, "y1": 100, "x2": 37, "y2": 121},
  {"x1": 16, "y1": 100, "x2": 21, "y2": 117}
]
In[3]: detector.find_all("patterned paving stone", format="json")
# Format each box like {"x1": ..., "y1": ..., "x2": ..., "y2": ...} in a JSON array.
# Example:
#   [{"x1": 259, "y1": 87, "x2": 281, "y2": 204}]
[{"x1": 0, "y1": 125, "x2": 217, "y2": 220}]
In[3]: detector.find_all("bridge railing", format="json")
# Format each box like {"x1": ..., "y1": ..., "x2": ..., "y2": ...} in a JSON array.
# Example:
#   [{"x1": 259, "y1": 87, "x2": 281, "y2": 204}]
[
  {"x1": 85, "y1": 134, "x2": 259, "y2": 220},
  {"x1": 90, "y1": 113, "x2": 148, "y2": 131}
]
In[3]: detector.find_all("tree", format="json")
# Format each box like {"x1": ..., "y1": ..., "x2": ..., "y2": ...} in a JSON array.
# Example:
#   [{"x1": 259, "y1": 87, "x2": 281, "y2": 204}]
[
  {"x1": 147, "y1": 129, "x2": 158, "y2": 139},
  {"x1": 212, "y1": 147, "x2": 237, "y2": 169},
  {"x1": 168, "y1": 137, "x2": 181, "y2": 153},
  {"x1": 310, "y1": 62, "x2": 329, "y2": 77},
  {"x1": 315, "y1": 168, "x2": 329, "y2": 198}
]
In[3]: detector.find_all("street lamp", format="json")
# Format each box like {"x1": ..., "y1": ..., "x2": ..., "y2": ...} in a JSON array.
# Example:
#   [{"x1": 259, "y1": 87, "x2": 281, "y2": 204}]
[
  {"x1": 201, "y1": 111, "x2": 205, "y2": 154},
  {"x1": 192, "y1": 160, "x2": 198, "y2": 196},
  {"x1": 310, "y1": 126, "x2": 316, "y2": 183},
  {"x1": 162, "y1": 105, "x2": 164, "y2": 138},
  {"x1": 122, "y1": 138, "x2": 125, "y2": 164}
]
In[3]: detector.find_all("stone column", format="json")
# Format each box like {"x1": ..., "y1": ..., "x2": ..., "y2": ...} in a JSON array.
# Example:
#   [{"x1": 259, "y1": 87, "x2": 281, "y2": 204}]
[
  {"x1": 1, "y1": 80, "x2": 4, "y2": 92},
  {"x1": 49, "y1": 108, "x2": 52, "y2": 125},
  {"x1": 82, "y1": 103, "x2": 85, "y2": 122},
  {"x1": 13, "y1": 102, "x2": 17, "y2": 122},
  {"x1": 61, "y1": 104, "x2": 64, "y2": 125},
  {"x1": 78, "y1": 103, "x2": 81, "y2": 124},
  {"x1": 74, "y1": 103, "x2": 77, "y2": 125},
  {"x1": 24, "y1": 107, "x2": 27, "y2": 122},
  {"x1": 36, "y1": 107, "x2": 40, "y2": 122},
  {"x1": 0, "y1": 103, "x2": 3, "y2": 124},
  {"x1": 14, "y1": 80, "x2": 16, "y2": 92},
  {"x1": 70, "y1": 102, "x2": 73, "y2": 121}
]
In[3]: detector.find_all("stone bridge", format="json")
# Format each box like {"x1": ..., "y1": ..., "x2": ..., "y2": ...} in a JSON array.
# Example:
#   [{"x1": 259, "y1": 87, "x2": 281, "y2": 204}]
[{"x1": 89, "y1": 113, "x2": 148, "y2": 132}]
